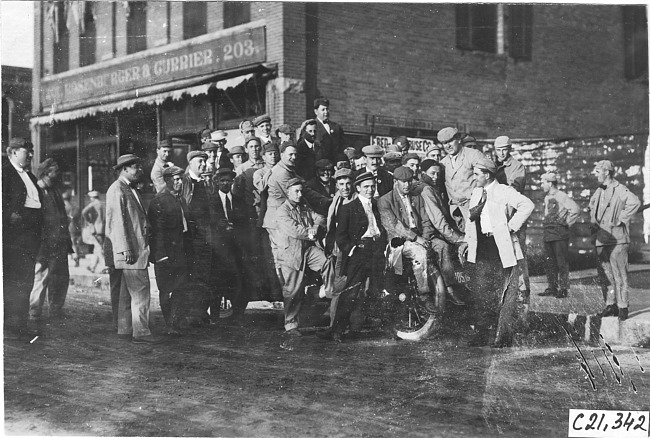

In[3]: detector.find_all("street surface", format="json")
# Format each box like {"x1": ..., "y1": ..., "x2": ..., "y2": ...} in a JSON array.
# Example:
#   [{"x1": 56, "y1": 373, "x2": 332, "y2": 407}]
[{"x1": 4, "y1": 273, "x2": 650, "y2": 437}]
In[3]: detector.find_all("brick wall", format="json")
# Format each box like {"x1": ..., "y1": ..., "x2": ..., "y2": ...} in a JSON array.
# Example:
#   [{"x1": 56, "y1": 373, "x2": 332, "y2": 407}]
[{"x1": 312, "y1": 3, "x2": 648, "y2": 139}]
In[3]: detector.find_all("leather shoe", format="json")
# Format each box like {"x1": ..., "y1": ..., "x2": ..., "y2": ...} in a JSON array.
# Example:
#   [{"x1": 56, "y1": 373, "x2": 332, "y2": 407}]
[
  {"x1": 418, "y1": 294, "x2": 437, "y2": 313},
  {"x1": 618, "y1": 307, "x2": 629, "y2": 321},
  {"x1": 446, "y1": 290, "x2": 467, "y2": 306},
  {"x1": 599, "y1": 304, "x2": 619, "y2": 318},
  {"x1": 132, "y1": 335, "x2": 164, "y2": 344},
  {"x1": 538, "y1": 288, "x2": 559, "y2": 297},
  {"x1": 285, "y1": 328, "x2": 302, "y2": 337},
  {"x1": 556, "y1": 289, "x2": 568, "y2": 299}
]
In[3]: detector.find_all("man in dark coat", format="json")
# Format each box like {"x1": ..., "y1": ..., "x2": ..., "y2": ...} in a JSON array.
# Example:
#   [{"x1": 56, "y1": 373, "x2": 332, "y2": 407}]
[
  {"x1": 3, "y1": 138, "x2": 43, "y2": 339},
  {"x1": 305, "y1": 159, "x2": 336, "y2": 199},
  {"x1": 296, "y1": 119, "x2": 329, "y2": 181},
  {"x1": 353, "y1": 144, "x2": 394, "y2": 198},
  {"x1": 313, "y1": 97, "x2": 345, "y2": 162},
  {"x1": 148, "y1": 166, "x2": 189, "y2": 335}
]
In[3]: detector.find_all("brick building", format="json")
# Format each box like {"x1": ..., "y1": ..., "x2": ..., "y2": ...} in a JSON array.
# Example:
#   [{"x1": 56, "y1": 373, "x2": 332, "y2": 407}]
[
  {"x1": 2, "y1": 66, "x2": 32, "y2": 149},
  {"x1": 31, "y1": 3, "x2": 648, "y2": 228}
]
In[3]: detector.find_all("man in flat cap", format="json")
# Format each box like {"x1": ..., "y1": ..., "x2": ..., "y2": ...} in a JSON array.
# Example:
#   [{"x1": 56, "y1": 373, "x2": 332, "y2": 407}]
[
  {"x1": 438, "y1": 127, "x2": 485, "y2": 233},
  {"x1": 589, "y1": 160, "x2": 640, "y2": 321},
  {"x1": 425, "y1": 143, "x2": 443, "y2": 163},
  {"x1": 401, "y1": 152, "x2": 421, "y2": 180},
  {"x1": 148, "y1": 166, "x2": 189, "y2": 335},
  {"x1": 228, "y1": 145, "x2": 247, "y2": 175},
  {"x1": 393, "y1": 136, "x2": 410, "y2": 153},
  {"x1": 151, "y1": 139, "x2": 174, "y2": 193},
  {"x1": 239, "y1": 120, "x2": 255, "y2": 138},
  {"x1": 28, "y1": 158, "x2": 72, "y2": 326},
  {"x1": 306, "y1": 159, "x2": 336, "y2": 198},
  {"x1": 254, "y1": 115, "x2": 278, "y2": 147},
  {"x1": 276, "y1": 178, "x2": 328, "y2": 336},
  {"x1": 378, "y1": 166, "x2": 441, "y2": 313},
  {"x1": 276, "y1": 124, "x2": 295, "y2": 144},
  {"x1": 206, "y1": 130, "x2": 233, "y2": 171},
  {"x1": 463, "y1": 157, "x2": 534, "y2": 348},
  {"x1": 3, "y1": 138, "x2": 44, "y2": 338},
  {"x1": 355, "y1": 144, "x2": 394, "y2": 197},
  {"x1": 106, "y1": 154, "x2": 161, "y2": 344},
  {"x1": 383, "y1": 151, "x2": 403, "y2": 174},
  {"x1": 296, "y1": 119, "x2": 328, "y2": 181},
  {"x1": 314, "y1": 97, "x2": 345, "y2": 162},
  {"x1": 538, "y1": 172, "x2": 581, "y2": 299}
]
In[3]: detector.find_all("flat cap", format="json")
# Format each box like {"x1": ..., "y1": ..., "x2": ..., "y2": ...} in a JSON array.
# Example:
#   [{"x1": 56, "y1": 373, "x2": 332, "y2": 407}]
[
  {"x1": 386, "y1": 144, "x2": 402, "y2": 153},
  {"x1": 275, "y1": 124, "x2": 294, "y2": 135},
  {"x1": 474, "y1": 157, "x2": 497, "y2": 174},
  {"x1": 244, "y1": 135, "x2": 262, "y2": 147},
  {"x1": 280, "y1": 140, "x2": 297, "y2": 153},
  {"x1": 362, "y1": 144, "x2": 384, "y2": 158},
  {"x1": 199, "y1": 128, "x2": 212, "y2": 138},
  {"x1": 158, "y1": 138, "x2": 173, "y2": 148},
  {"x1": 210, "y1": 130, "x2": 228, "y2": 143},
  {"x1": 540, "y1": 172, "x2": 558, "y2": 183},
  {"x1": 421, "y1": 159, "x2": 441, "y2": 173},
  {"x1": 201, "y1": 140, "x2": 219, "y2": 151},
  {"x1": 593, "y1": 160, "x2": 615, "y2": 172},
  {"x1": 401, "y1": 152, "x2": 420, "y2": 164},
  {"x1": 228, "y1": 145, "x2": 246, "y2": 157},
  {"x1": 344, "y1": 147, "x2": 360, "y2": 160},
  {"x1": 163, "y1": 165, "x2": 184, "y2": 178},
  {"x1": 494, "y1": 136, "x2": 512, "y2": 148},
  {"x1": 315, "y1": 159, "x2": 334, "y2": 170},
  {"x1": 287, "y1": 177, "x2": 304, "y2": 188},
  {"x1": 88, "y1": 190, "x2": 100, "y2": 198},
  {"x1": 393, "y1": 136, "x2": 410, "y2": 150},
  {"x1": 8, "y1": 137, "x2": 32, "y2": 149},
  {"x1": 393, "y1": 166, "x2": 414, "y2": 181},
  {"x1": 355, "y1": 171, "x2": 376, "y2": 185},
  {"x1": 187, "y1": 150, "x2": 208, "y2": 162},
  {"x1": 437, "y1": 127, "x2": 459, "y2": 143},
  {"x1": 253, "y1": 114, "x2": 271, "y2": 126},
  {"x1": 426, "y1": 143, "x2": 442, "y2": 153},
  {"x1": 239, "y1": 120, "x2": 255, "y2": 132},
  {"x1": 215, "y1": 167, "x2": 236, "y2": 178},
  {"x1": 314, "y1": 97, "x2": 329, "y2": 108},
  {"x1": 263, "y1": 142, "x2": 280, "y2": 154},
  {"x1": 334, "y1": 168, "x2": 353, "y2": 180},
  {"x1": 384, "y1": 151, "x2": 403, "y2": 162},
  {"x1": 462, "y1": 135, "x2": 478, "y2": 147},
  {"x1": 113, "y1": 154, "x2": 141, "y2": 170}
]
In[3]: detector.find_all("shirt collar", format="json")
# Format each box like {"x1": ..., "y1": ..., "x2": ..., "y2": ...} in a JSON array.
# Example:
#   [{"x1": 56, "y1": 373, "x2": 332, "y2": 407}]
[
  {"x1": 358, "y1": 194, "x2": 372, "y2": 205},
  {"x1": 189, "y1": 170, "x2": 201, "y2": 181},
  {"x1": 485, "y1": 179, "x2": 497, "y2": 192},
  {"x1": 10, "y1": 160, "x2": 25, "y2": 173}
]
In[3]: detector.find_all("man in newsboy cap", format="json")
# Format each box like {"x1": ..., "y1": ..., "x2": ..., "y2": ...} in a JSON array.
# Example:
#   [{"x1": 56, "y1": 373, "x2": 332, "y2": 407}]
[
  {"x1": 354, "y1": 144, "x2": 394, "y2": 197},
  {"x1": 437, "y1": 127, "x2": 485, "y2": 233},
  {"x1": 589, "y1": 160, "x2": 640, "y2": 321}
]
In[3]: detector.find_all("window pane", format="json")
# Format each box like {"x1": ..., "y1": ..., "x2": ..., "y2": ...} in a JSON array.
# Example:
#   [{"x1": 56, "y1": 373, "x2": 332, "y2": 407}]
[
  {"x1": 224, "y1": 2, "x2": 251, "y2": 29},
  {"x1": 183, "y1": 2, "x2": 207, "y2": 39},
  {"x1": 456, "y1": 4, "x2": 497, "y2": 53},
  {"x1": 126, "y1": 1, "x2": 147, "y2": 54},
  {"x1": 79, "y1": 3, "x2": 96, "y2": 67},
  {"x1": 623, "y1": 6, "x2": 648, "y2": 80},
  {"x1": 53, "y1": 2, "x2": 69, "y2": 73},
  {"x1": 509, "y1": 5, "x2": 533, "y2": 61}
]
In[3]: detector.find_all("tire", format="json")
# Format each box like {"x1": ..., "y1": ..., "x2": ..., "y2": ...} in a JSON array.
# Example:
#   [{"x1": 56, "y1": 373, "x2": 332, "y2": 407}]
[{"x1": 384, "y1": 276, "x2": 442, "y2": 341}]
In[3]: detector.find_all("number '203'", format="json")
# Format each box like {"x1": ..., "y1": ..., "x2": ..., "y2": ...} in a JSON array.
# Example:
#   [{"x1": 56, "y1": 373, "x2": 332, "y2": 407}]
[{"x1": 224, "y1": 40, "x2": 256, "y2": 61}]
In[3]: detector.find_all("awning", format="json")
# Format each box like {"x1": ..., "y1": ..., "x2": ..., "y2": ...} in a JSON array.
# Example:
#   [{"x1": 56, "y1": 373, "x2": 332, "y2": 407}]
[{"x1": 30, "y1": 72, "x2": 254, "y2": 127}]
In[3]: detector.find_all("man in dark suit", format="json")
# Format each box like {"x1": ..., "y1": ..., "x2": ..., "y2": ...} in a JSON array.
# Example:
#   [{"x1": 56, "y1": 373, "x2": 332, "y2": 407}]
[
  {"x1": 212, "y1": 167, "x2": 247, "y2": 322},
  {"x1": 148, "y1": 166, "x2": 189, "y2": 336},
  {"x1": 305, "y1": 159, "x2": 336, "y2": 199},
  {"x1": 3, "y1": 138, "x2": 43, "y2": 339},
  {"x1": 353, "y1": 144, "x2": 394, "y2": 197},
  {"x1": 320, "y1": 171, "x2": 386, "y2": 342},
  {"x1": 295, "y1": 119, "x2": 329, "y2": 181},
  {"x1": 313, "y1": 97, "x2": 345, "y2": 162},
  {"x1": 378, "y1": 166, "x2": 442, "y2": 313}
]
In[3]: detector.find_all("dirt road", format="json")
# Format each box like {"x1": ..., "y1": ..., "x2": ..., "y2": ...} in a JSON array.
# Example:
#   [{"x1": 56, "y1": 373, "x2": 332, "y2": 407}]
[{"x1": 5, "y1": 284, "x2": 650, "y2": 437}]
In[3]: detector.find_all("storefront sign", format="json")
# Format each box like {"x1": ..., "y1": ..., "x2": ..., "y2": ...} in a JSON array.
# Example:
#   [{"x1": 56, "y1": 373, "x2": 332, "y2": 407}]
[
  {"x1": 371, "y1": 135, "x2": 435, "y2": 156},
  {"x1": 371, "y1": 115, "x2": 437, "y2": 131},
  {"x1": 41, "y1": 25, "x2": 266, "y2": 109}
]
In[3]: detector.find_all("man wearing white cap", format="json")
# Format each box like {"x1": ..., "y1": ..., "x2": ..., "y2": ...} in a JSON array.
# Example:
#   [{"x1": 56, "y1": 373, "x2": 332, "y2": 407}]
[
  {"x1": 589, "y1": 160, "x2": 640, "y2": 321},
  {"x1": 538, "y1": 172, "x2": 581, "y2": 299}
]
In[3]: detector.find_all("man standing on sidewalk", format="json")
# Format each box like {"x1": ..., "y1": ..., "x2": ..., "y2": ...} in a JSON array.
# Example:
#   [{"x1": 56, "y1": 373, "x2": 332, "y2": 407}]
[
  {"x1": 106, "y1": 154, "x2": 161, "y2": 344},
  {"x1": 538, "y1": 172, "x2": 581, "y2": 299},
  {"x1": 589, "y1": 160, "x2": 640, "y2": 321}
]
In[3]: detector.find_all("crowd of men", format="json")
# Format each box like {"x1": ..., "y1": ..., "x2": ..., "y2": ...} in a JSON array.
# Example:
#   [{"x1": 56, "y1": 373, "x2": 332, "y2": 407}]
[{"x1": 2, "y1": 97, "x2": 642, "y2": 346}]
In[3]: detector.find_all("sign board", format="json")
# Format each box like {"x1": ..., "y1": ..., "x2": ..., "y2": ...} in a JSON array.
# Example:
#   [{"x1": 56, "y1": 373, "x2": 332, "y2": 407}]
[
  {"x1": 371, "y1": 135, "x2": 436, "y2": 157},
  {"x1": 41, "y1": 26, "x2": 266, "y2": 109}
]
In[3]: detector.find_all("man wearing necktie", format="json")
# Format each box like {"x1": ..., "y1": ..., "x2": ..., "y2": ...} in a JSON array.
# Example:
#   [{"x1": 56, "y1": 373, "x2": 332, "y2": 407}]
[
  {"x1": 589, "y1": 160, "x2": 641, "y2": 321},
  {"x1": 314, "y1": 97, "x2": 346, "y2": 162},
  {"x1": 106, "y1": 154, "x2": 161, "y2": 344},
  {"x1": 463, "y1": 157, "x2": 534, "y2": 348},
  {"x1": 148, "y1": 166, "x2": 190, "y2": 336},
  {"x1": 378, "y1": 166, "x2": 441, "y2": 314},
  {"x1": 354, "y1": 144, "x2": 394, "y2": 197}
]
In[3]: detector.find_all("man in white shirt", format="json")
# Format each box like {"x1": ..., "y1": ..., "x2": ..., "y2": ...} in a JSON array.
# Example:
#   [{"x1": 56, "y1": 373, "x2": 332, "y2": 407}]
[
  {"x1": 3, "y1": 138, "x2": 43, "y2": 339},
  {"x1": 314, "y1": 97, "x2": 345, "y2": 162}
]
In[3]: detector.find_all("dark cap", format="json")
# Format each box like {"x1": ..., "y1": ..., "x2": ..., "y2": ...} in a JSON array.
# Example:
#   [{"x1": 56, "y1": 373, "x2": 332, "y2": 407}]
[
  {"x1": 355, "y1": 171, "x2": 376, "y2": 185},
  {"x1": 287, "y1": 177, "x2": 304, "y2": 188},
  {"x1": 315, "y1": 159, "x2": 334, "y2": 170},
  {"x1": 199, "y1": 128, "x2": 212, "y2": 138},
  {"x1": 228, "y1": 145, "x2": 246, "y2": 158},
  {"x1": 187, "y1": 150, "x2": 208, "y2": 162},
  {"x1": 334, "y1": 168, "x2": 353, "y2": 180},
  {"x1": 393, "y1": 136, "x2": 410, "y2": 150},
  {"x1": 158, "y1": 138, "x2": 173, "y2": 148},
  {"x1": 314, "y1": 97, "x2": 330, "y2": 109},
  {"x1": 344, "y1": 147, "x2": 360, "y2": 160},
  {"x1": 280, "y1": 140, "x2": 297, "y2": 153},
  {"x1": 462, "y1": 135, "x2": 477, "y2": 147},
  {"x1": 420, "y1": 159, "x2": 441, "y2": 173},
  {"x1": 113, "y1": 154, "x2": 141, "y2": 171},
  {"x1": 401, "y1": 152, "x2": 420, "y2": 164},
  {"x1": 275, "y1": 124, "x2": 294, "y2": 135},
  {"x1": 215, "y1": 167, "x2": 236, "y2": 179},
  {"x1": 393, "y1": 166, "x2": 414, "y2": 181},
  {"x1": 244, "y1": 135, "x2": 262, "y2": 147},
  {"x1": 263, "y1": 142, "x2": 280, "y2": 154},
  {"x1": 163, "y1": 165, "x2": 184, "y2": 178},
  {"x1": 8, "y1": 137, "x2": 32, "y2": 150},
  {"x1": 201, "y1": 140, "x2": 219, "y2": 151},
  {"x1": 253, "y1": 115, "x2": 271, "y2": 126},
  {"x1": 384, "y1": 152, "x2": 402, "y2": 162}
]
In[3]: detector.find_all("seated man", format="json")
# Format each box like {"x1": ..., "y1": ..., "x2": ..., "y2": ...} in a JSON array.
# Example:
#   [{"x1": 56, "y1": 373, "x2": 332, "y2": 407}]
[
  {"x1": 378, "y1": 166, "x2": 442, "y2": 313},
  {"x1": 306, "y1": 159, "x2": 336, "y2": 198},
  {"x1": 275, "y1": 178, "x2": 328, "y2": 336}
]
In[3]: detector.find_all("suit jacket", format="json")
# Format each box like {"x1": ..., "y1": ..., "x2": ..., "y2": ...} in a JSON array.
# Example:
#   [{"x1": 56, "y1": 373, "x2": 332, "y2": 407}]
[
  {"x1": 233, "y1": 160, "x2": 264, "y2": 221},
  {"x1": 2, "y1": 160, "x2": 42, "y2": 228},
  {"x1": 496, "y1": 155, "x2": 527, "y2": 193},
  {"x1": 305, "y1": 177, "x2": 335, "y2": 199},
  {"x1": 37, "y1": 183, "x2": 72, "y2": 258},
  {"x1": 276, "y1": 200, "x2": 324, "y2": 270},
  {"x1": 413, "y1": 181, "x2": 463, "y2": 244},
  {"x1": 295, "y1": 138, "x2": 329, "y2": 181},
  {"x1": 335, "y1": 197, "x2": 386, "y2": 274},
  {"x1": 106, "y1": 178, "x2": 151, "y2": 270},
  {"x1": 440, "y1": 146, "x2": 485, "y2": 206},
  {"x1": 353, "y1": 167, "x2": 394, "y2": 197},
  {"x1": 465, "y1": 182, "x2": 534, "y2": 268},
  {"x1": 588, "y1": 179, "x2": 640, "y2": 246},
  {"x1": 324, "y1": 192, "x2": 357, "y2": 255},
  {"x1": 147, "y1": 189, "x2": 188, "y2": 267},
  {"x1": 378, "y1": 189, "x2": 434, "y2": 242},
  {"x1": 314, "y1": 118, "x2": 345, "y2": 162}
]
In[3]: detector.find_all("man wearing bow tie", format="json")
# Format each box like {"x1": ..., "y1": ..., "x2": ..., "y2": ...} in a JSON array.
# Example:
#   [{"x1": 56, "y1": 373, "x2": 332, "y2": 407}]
[
  {"x1": 314, "y1": 97, "x2": 345, "y2": 162},
  {"x1": 106, "y1": 154, "x2": 161, "y2": 344},
  {"x1": 589, "y1": 160, "x2": 640, "y2": 322}
]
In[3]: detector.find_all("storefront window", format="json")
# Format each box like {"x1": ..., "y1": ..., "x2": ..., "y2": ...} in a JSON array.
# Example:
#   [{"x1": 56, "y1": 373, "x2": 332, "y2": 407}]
[{"x1": 215, "y1": 76, "x2": 266, "y2": 129}]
